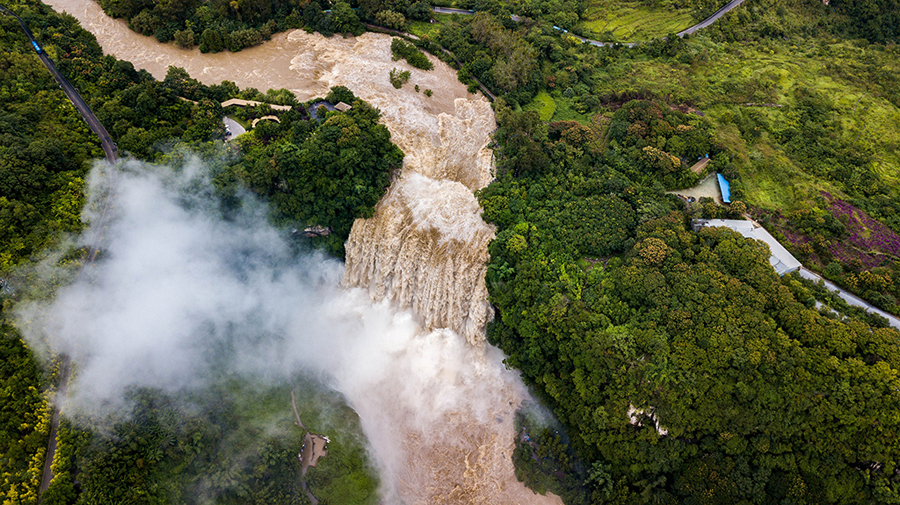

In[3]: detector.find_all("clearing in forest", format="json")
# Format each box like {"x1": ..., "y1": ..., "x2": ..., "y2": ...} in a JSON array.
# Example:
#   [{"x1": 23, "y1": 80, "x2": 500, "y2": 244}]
[{"x1": 577, "y1": 1, "x2": 696, "y2": 42}]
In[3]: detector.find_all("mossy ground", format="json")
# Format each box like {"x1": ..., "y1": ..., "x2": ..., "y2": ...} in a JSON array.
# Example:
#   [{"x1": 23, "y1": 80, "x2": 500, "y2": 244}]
[
  {"x1": 522, "y1": 91, "x2": 556, "y2": 121},
  {"x1": 408, "y1": 13, "x2": 458, "y2": 39}
]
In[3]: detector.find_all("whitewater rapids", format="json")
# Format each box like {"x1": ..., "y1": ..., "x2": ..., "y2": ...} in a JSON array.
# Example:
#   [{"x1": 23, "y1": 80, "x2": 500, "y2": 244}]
[{"x1": 39, "y1": 1, "x2": 560, "y2": 502}]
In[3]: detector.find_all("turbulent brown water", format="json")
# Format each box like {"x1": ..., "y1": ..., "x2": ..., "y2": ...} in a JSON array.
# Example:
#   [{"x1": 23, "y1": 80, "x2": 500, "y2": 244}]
[{"x1": 42, "y1": 1, "x2": 560, "y2": 502}]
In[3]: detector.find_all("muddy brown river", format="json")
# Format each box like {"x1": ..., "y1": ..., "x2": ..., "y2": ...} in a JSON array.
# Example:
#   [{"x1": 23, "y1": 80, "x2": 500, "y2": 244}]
[{"x1": 42, "y1": 1, "x2": 562, "y2": 503}]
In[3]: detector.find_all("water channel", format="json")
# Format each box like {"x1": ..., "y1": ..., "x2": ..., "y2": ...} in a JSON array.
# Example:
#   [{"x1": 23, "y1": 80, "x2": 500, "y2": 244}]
[{"x1": 41, "y1": 0, "x2": 563, "y2": 502}]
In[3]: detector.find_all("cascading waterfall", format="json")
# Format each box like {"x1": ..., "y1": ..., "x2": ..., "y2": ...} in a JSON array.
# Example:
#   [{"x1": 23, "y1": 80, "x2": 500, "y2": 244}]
[
  {"x1": 344, "y1": 172, "x2": 495, "y2": 346},
  {"x1": 36, "y1": 1, "x2": 561, "y2": 502}
]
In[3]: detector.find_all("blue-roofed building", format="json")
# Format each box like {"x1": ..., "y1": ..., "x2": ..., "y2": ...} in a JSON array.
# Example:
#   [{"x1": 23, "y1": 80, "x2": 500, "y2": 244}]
[{"x1": 716, "y1": 173, "x2": 731, "y2": 203}]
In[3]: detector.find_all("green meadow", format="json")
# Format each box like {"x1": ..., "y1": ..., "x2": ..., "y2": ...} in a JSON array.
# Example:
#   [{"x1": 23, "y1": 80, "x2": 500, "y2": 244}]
[
  {"x1": 578, "y1": 1, "x2": 697, "y2": 42},
  {"x1": 524, "y1": 34, "x2": 900, "y2": 213}
]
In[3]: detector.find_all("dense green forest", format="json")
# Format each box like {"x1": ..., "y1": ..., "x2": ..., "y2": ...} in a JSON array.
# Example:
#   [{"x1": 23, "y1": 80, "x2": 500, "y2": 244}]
[
  {"x1": 416, "y1": 0, "x2": 900, "y2": 315},
  {"x1": 454, "y1": 1, "x2": 900, "y2": 502},
  {"x1": 212, "y1": 85, "x2": 403, "y2": 256},
  {"x1": 0, "y1": 0, "x2": 401, "y2": 502},
  {"x1": 1, "y1": 1, "x2": 212, "y2": 499},
  {"x1": 40, "y1": 379, "x2": 377, "y2": 505},
  {"x1": 480, "y1": 97, "x2": 900, "y2": 503},
  {"x1": 5, "y1": 0, "x2": 900, "y2": 502}
]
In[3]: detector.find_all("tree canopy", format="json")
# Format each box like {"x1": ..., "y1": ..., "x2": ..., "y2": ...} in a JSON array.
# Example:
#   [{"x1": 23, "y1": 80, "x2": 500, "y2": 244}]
[{"x1": 480, "y1": 104, "x2": 900, "y2": 504}]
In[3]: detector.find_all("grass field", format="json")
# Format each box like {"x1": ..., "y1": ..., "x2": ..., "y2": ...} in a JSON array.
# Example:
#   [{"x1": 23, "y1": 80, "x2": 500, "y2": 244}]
[
  {"x1": 408, "y1": 13, "x2": 457, "y2": 39},
  {"x1": 577, "y1": 1, "x2": 697, "y2": 42},
  {"x1": 516, "y1": 37, "x2": 900, "y2": 213},
  {"x1": 523, "y1": 91, "x2": 556, "y2": 121},
  {"x1": 550, "y1": 96, "x2": 592, "y2": 123},
  {"x1": 522, "y1": 92, "x2": 595, "y2": 124}
]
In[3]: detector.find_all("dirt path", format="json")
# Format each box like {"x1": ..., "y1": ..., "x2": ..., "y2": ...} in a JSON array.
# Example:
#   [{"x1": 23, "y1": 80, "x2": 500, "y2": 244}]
[{"x1": 291, "y1": 390, "x2": 329, "y2": 505}]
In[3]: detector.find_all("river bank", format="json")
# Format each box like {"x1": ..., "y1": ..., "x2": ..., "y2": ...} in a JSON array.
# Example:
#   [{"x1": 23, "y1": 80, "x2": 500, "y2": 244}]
[{"x1": 40, "y1": 1, "x2": 559, "y2": 503}]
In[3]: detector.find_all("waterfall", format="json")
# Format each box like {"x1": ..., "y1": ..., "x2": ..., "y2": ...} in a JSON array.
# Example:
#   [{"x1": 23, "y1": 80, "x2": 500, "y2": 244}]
[
  {"x1": 30, "y1": 2, "x2": 561, "y2": 500},
  {"x1": 338, "y1": 97, "x2": 560, "y2": 504},
  {"x1": 343, "y1": 98, "x2": 496, "y2": 345}
]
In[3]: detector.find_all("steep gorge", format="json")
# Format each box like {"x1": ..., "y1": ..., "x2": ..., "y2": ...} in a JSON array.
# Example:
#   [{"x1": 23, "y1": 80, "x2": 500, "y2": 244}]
[{"x1": 37, "y1": 1, "x2": 559, "y2": 502}]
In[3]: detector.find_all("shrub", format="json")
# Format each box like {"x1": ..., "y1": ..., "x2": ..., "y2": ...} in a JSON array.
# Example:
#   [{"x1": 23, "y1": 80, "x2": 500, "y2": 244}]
[
  {"x1": 390, "y1": 39, "x2": 434, "y2": 71},
  {"x1": 199, "y1": 28, "x2": 224, "y2": 53},
  {"x1": 173, "y1": 29, "x2": 194, "y2": 48},
  {"x1": 389, "y1": 68, "x2": 411, "y2": 89},
  {"x1": 376, "y1": 10, "x2": 407, "y2": 31}
]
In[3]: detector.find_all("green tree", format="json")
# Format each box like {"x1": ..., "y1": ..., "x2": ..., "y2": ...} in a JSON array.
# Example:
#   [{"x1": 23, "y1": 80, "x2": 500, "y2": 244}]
[
  {"x1": 331, "y1": 1, "x2": 363, "y2": 36},
  {"x1": 199, "y1": 27, "x2": 224, "y2": 52},
  {"x1": 173, "y1": 28, "x2": 195, "y2": 47},
  {"x1": 375, "y1": 9, "x2": 407, "y2": 30}
]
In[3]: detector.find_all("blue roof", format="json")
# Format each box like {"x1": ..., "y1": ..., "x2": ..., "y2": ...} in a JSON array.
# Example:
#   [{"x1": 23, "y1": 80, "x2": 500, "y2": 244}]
[{"x1": 717, "y1": 174, "x2": 731, "y2": 203}]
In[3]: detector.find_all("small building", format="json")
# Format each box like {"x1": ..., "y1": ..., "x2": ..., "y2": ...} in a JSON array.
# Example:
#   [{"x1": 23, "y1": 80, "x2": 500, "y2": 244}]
[
  {"x1": 716, "y1": 173, "x2": 731, "y2": 203},
  {"x1": 221, "y1": 98, "x2": 292, "y2": 111},
  {"x1": 694, "y1": 219, "x2": 802, "y2": 276},
  {"x1": 334, "y1": 101, "x2": 352, "y2": 112}
]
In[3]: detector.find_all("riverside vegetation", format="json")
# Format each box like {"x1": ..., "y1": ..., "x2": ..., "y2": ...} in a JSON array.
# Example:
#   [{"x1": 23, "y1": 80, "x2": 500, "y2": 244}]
[
  {"x1": 4, "y1": 0, "x2": 900, "y2": 503},
  {"x1": 471, "y1": 1, "x2": 900, "y2": 503},
  {"x1": 1, "y1": 1, "x2": 398, "y2": 502}
]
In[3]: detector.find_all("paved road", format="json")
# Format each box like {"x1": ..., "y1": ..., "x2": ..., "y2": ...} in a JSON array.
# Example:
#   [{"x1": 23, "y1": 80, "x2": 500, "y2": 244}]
[
  {"x1": 1, "y1": 5, "x2": 120, "y2": 502},
  {"x1": 1, "y1": 5, "x2": 118, "y2": 164},
  {"x1": 677, "y1": 0, "x2": 746, "y2": 36},
  {"x1": 798, "y1": 267, "x2": 900, "y2": 330},
  {"x1": 433, "y1": 6, "x2": 474, "y2": 14},
  {"x1": 223, "y1": 117, "x2": 245, "y2": 141},
  {"x1": 38, "y1": 360, "x2": 70, "y2": 501},
  {"x1": 432, "y1": 0, "x2": 747, "y2": 46}
]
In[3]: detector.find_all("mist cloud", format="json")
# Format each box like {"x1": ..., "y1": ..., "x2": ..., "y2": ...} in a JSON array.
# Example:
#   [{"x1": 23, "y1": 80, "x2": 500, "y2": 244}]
[
  {"x1": 15, "y1": 156, "x2": 535, "y2": 503},
  {"x1": 20, "y1": 158, "x2": 336, "y2": 408}
]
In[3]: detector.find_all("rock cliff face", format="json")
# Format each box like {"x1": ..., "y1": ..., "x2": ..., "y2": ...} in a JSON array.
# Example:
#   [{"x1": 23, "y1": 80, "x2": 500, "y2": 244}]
[
  {"x1": 343, "y1": 170, "x2": 495, "y2": 346},
  {"x1": 33, "y1": 3, "x2": 560, "y2": 500},
  {"x1": 344, "y1": 90, "x2": 497, "y2": 346}
]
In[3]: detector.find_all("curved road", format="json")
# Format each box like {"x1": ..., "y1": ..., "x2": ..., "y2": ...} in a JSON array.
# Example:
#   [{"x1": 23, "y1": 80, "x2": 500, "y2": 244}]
[
  {"x1": 432, "y1": 0, "x2": 747, "y2": 47},
  {"x1": 677, "y1": 0, "x2": 747, "y2": 37},
  {"x1": 1, "y1": 5, "x2": 118, "y2": 502}
]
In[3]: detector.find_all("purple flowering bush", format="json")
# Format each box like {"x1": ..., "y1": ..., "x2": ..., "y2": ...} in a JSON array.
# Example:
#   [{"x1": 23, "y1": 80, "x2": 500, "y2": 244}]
[
  {"x1": 751, "y1": 195, "x2": 900, "y2": 315},
  {"x1": 827, "y1": 196, "x2": 900, "y2": 268}
]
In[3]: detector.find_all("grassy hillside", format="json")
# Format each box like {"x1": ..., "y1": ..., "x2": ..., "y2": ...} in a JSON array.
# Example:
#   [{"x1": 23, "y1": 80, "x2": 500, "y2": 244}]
[
  {"x1": 577, "y1": 0, "x2": 696, "y2": 42},
  {"x1": 583, "y1": 37, "x2": 900, "y2": 210}
]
